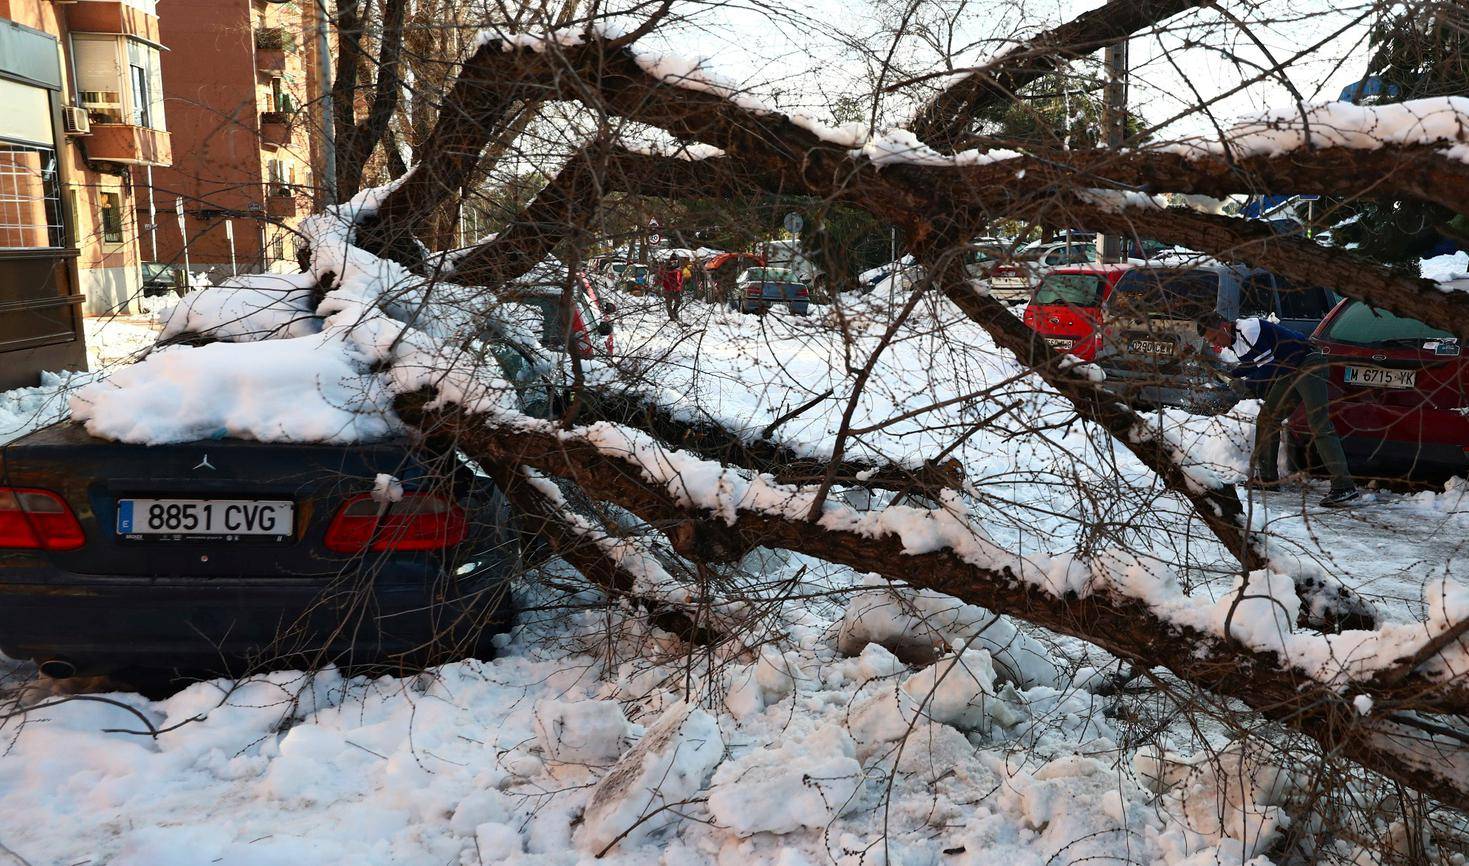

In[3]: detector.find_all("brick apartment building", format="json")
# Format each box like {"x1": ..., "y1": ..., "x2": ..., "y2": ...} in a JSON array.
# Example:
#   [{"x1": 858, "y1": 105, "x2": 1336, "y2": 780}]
[
  {"x1": 146, "y1": 0, "x2": 329, "y2": 284},
  {"x1": 0, "y1": 0, "x2": 173, "y2": 389}
]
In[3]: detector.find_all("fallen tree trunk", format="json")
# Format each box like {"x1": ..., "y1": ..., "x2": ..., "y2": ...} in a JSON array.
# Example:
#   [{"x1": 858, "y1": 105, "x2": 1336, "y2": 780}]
[{"x1": 395, "y1": 389, "x2": 1469, "y2": 813}]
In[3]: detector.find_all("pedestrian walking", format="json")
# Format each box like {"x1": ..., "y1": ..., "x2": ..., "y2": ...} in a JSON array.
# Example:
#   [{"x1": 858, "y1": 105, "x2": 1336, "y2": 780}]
[
  {"x1": 661, "y1": 259, "x2": 685, "y2": 320},
  {"x1": 1198, "y1": 313, "x2": 1360, "y2": 507}
]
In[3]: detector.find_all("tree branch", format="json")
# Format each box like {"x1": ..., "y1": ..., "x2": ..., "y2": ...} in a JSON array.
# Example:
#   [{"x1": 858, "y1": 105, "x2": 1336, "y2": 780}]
[
  {"x1": 905, "y1": 0, "x2": 1215, "y2": 150},
  {"x1": 395, "y1": 390, "x2": 1469, "y2": 812}
]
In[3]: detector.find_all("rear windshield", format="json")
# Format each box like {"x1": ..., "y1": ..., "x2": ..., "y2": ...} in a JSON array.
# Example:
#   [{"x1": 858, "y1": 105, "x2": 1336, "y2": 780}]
[
  {"x1": 1323, "y1": 301, "x2": 1452, "y2": 347},
  {"x1": 1033, "y1": 273, "x2": 1103, "y2": 306},
  {"x1": 743, "y1": 268, "x2": 798, "y2": 282},
  {"x1": 1112, "y1": 269, "x2": 1219, "y2": 318}
]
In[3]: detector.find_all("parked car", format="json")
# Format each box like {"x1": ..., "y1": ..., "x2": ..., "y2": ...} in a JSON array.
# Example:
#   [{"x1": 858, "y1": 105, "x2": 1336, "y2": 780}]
[
  {"x1": 988, "y1": 241, "x2": 1099, "y2": 303},
  {"x1": 703, "y1": 252, "x2": 765, "y2": 304},
  {"x1": 141, "y1": 263, "x2": 184, "y2": 297},
  {"x1": 965, "y1": 242, "x2": 1010, "y2": 280},
  {"x1": 732, "y1": 267, "x2": 809, "y2": 315},
  {"x1": 1020, "y1": 264, "x2": 1132, "y2": 360},
  {"x1": 1097, "y1": 263, "x2": 1338, "y2": 412},
  {"x1": 611, "y1": 262, "x2": 651, "y2": 295},
  {"x1": 1286, "y1": 300, "x2": 1469, "y2": 480},
  {"x1": 0, "y1": 392, "x2": 537, "y2": 681},
  {"x1": 512, "y1": 268, "x2": 615, "y2": 359}
]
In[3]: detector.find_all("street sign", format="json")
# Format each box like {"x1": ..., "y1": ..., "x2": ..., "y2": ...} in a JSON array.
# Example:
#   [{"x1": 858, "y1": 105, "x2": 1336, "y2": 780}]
[
  {"x1": 648, "y1": 217, "x2": 661, "y2": 246},
  {"x1": 175, "y1": 197, "x2": 192, "y2": 289},
  {"x1": 783, "y1": 212, "x2": 804, "y2": 234}
]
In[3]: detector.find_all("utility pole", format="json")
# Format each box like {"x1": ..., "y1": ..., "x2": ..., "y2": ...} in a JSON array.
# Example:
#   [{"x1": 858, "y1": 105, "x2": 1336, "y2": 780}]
[
  {"x1": 1100, "y1": 40, "x2": 1129, "y2": 263},
  {"x1": 316, "y1": 0, "x2": 337, "y2": 204}
]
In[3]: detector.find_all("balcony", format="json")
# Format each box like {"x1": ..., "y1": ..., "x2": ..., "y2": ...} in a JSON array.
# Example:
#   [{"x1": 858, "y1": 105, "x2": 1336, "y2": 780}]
[
  {"x1": 254, "y1": 28, "x2": 293, "y2": 73},
  {"x1": 259, "y1": 111, "x2": 290, "y2": 147},
  {"x1": 65, "y1": 2, "x2": 161, "y2": 43},
  {"x1": 85, "y1": 124, "x2": 172, "y2": 167},
  {"x1": 266, "y1": 191, "x2": 297, "y2": 219}
]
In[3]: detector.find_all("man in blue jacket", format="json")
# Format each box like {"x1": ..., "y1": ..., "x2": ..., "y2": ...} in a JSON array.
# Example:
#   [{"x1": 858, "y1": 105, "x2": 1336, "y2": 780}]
[{"x1": 1199, "y1": 313, "x2": 1360, "y2": 507}]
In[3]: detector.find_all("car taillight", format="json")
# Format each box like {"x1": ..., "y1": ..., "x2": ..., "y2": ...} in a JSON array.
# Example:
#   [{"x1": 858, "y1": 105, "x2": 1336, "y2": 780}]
[
  {"x1": 746, "y1": 286, "x2": 761, "y2": 297},
  {"x1": 324, "y1": 493, "x2": 467, "y2": 553},
  {"x1": 0, "y1": 487, "x2": 85, "y2": 551},
  {"x1": 795, "y1": 287, "x2": 808, "y2": 297}
]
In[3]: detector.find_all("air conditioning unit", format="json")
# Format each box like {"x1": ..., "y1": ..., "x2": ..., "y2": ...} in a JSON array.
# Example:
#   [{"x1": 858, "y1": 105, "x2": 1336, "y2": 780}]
[{"x1": 62, "y1": 105, "x2": 91, "y2": 136}]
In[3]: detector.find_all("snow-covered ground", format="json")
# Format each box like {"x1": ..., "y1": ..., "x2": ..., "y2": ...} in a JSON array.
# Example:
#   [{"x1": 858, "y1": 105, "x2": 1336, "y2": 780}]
[
  {"x1": 0, "y1": 562, "x2": 1302, "y2": 866},
  {"x1": 0, "y1": 283, "x2": 1464, "y2": 865}
]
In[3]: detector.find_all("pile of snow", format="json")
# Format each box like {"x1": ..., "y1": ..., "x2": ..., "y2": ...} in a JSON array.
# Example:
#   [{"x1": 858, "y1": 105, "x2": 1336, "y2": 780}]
[
  {"x1": 157, "y1": 272, "x2": 320, "y2": 343},
  {"x1": 706, "y1": 725, "x2": 863, "y2": 836},
  {"x1": 0, "y1": 371, "x2": 89, "y2": 445},
  {"x1": 533, "y1": 699, "x2": 631, "y2": 764},
  {"x1": 71, "y1": 335, "x2": 394, "y2": 444},
  {"x1": 574, "y1": 700, "x2": 723, "y2": 853},
  {"x1": 837, "y1": 578, "x2": 1064, "y2": 688},
  {"x1": 1422, "y1": 250, "x2": 1469, "y2": 293}
]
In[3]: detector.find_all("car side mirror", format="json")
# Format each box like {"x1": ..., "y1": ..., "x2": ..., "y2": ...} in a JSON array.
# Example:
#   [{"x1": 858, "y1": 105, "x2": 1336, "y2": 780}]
[{"x1": 596, "y1": 321, "x2": 613, "y2": 336}]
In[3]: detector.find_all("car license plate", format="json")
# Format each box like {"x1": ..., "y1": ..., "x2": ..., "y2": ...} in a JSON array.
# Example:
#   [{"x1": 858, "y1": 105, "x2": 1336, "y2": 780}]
[
  {"x1": 1343, "y1": 365, "x2": 1416, "y2": 389},
  {"x1": 117, "y1": 498, "x2": 294, "y2": 541},
  {"x1": 1127, "y1": 338, "x2": 1175, "y2": 356},
  {"x1": 1046, "y1": 337, "x2": 1075, "y2": 350}
]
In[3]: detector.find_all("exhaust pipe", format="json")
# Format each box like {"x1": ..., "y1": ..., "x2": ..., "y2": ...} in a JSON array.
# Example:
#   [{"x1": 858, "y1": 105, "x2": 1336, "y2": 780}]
[{"x1": 38, "y1": 659, "x2": 76, "y2": 679}]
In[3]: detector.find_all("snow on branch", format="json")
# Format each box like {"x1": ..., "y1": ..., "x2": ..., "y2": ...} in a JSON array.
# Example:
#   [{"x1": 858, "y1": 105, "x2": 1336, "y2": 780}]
[
  {"x1": 1165, "y1": 96, "x2": 1469, "y2": 161},
  {"x1": 396, "y1": 387, "x2": 1469, "y2": 811}
]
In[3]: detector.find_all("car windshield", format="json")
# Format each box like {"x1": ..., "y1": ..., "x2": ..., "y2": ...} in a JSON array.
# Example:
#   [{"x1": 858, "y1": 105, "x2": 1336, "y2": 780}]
[
  {"x1": 1033, "y1": 273, "x2": 1104, "y2": 306},
  {"x1": 1111, "y1": 269, "x2": 1219, "y2": 319},
  {"x1": 742, "y1": 267, "x2": 798, "y2": 282},
  {"x1": 1323, "y1": 301, "x2": 1453, "y2": 347}
]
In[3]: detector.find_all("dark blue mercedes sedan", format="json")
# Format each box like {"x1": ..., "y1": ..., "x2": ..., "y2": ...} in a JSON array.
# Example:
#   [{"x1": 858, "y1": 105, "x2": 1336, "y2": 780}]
[{"x1": 0, "y1": 420, "x2": 522, "y2": 683}]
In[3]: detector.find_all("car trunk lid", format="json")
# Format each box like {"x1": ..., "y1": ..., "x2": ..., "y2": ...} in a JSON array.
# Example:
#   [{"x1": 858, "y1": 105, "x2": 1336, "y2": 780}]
[
  {"x1": 1023, "y1": 271, "x2": 1112, "y2": 358},
  {"x1": 0, "y1": 422, "x2": 431, "y2": 578},
  {"x1": 1315, "y1": 302, "x2": 1469, "y2": 412}
]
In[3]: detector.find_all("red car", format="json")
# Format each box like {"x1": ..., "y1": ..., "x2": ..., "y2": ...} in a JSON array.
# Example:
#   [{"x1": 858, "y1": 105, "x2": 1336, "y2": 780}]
[
  {"x1": 1287, "y1": 299, "x2": 1469, "y2": 480},
  {"x1": 517, "y1": 270, "x2": 614, "y2": 359},
  {"x1": 1021, "y1": 264, "x2": 1132, "y2": 360}
]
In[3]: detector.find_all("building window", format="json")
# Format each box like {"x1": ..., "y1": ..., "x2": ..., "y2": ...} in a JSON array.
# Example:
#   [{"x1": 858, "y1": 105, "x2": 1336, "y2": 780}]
[
  {"x1": 73, "y1": 35, "x2": 166, "y2": 130},
  {"x1": 0, "y1": 142, "x2": 65, "y2": 250},
  {"x1": 126, "y1": 40, "x2": 164, "y2": 129},
  {"x1": 100, "y1": 192, "x2": 123, "y2": 243},
  {"x1": 266, "y1": 159, "x2": 295, "y2": 196}
]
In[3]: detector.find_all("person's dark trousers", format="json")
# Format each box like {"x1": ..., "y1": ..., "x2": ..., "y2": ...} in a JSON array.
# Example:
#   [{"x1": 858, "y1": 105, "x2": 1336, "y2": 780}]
[
  {"x1": 663, "y1": 291, "x2": 681, "y2": 320},
  {"x1": 1253, "y1": 352, "x2": 1355, "y2": 492}
]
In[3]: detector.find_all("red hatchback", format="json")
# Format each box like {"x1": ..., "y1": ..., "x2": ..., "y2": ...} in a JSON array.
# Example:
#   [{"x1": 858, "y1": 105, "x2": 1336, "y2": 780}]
[
  {"x1": 1287, "y1": 300, "x2": 1469, "y2": 479},
  {"x1": 1021, "y1": 264, "x2": 1132, "y2": 360}
]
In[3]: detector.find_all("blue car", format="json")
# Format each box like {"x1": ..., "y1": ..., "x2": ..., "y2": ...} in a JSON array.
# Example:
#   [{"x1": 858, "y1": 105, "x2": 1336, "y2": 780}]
[{"x1": 732, "y1": 267, "x2": 810, "y2": 315}]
